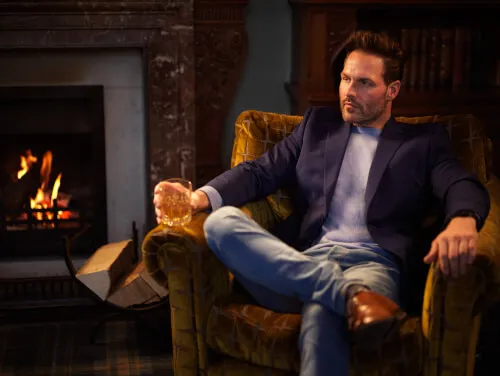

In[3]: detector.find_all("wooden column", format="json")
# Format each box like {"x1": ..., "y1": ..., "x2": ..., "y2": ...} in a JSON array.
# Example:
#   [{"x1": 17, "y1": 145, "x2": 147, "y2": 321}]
[{"x1": 194, "y1": 0, "x2": 249, "y2": 186}]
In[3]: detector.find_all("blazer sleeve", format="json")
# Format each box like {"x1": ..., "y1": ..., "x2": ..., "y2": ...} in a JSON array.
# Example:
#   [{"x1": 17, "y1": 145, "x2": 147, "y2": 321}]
[
  {"x1": 205, "y1": 107, "x2": 313, "y2": 208},
  {"x1": 429, "y1": 123, "x2": 490, "y2": 230}
]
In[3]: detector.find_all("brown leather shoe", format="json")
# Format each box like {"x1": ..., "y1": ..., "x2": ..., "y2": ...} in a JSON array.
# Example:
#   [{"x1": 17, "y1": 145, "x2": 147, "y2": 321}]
[{"x1": 346, "y1": 290, "x2": 407, "y2": 351}]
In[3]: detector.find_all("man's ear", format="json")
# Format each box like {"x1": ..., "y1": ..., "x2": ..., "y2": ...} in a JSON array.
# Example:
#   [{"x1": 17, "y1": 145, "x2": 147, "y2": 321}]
[{"x1": 386, "y1": 80, "x2": 401, "y2": 101}]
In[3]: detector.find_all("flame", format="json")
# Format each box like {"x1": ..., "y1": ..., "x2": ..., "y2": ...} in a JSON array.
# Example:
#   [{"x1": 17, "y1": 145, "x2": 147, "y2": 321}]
[
  {"x1": 40, "y1": 151, "x2": 52, "y2": 191},
  {"x1": 17, "y1": 150, "x2": 37, "y2": 180},
  {"x1": 16, "y1": 150, "x2": 72, "y2": 224},
  {"x1": 51, "y1": 173, "x2": 62, "y2": 202}
]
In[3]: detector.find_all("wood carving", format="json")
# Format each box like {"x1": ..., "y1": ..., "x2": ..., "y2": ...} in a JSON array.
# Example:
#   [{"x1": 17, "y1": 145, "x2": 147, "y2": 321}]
[{"x1": 194, "y1": 0, "x2": 249, "y2": 185}]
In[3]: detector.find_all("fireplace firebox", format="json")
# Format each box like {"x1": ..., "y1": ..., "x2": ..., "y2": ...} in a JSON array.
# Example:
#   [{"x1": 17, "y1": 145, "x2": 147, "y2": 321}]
[{"x1": 0, "y1": 86, "x2": 107, "y2": 259}]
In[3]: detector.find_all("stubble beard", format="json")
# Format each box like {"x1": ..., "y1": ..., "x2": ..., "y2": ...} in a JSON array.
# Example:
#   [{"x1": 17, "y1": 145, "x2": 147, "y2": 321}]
[{"x1": 341, "y1": 100, "x2": 388, "y2": 126}]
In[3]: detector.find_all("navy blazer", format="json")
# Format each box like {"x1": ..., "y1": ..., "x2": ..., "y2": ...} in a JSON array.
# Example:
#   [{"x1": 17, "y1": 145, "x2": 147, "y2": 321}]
[{"x1": 207, "y1": 106, "x2": 490, "y2": 265}]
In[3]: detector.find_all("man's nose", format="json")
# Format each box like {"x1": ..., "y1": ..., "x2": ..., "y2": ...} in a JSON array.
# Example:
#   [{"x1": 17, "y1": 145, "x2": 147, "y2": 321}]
[{"x1": 344, "y1": 82, "x2": 356, "y2": 98}]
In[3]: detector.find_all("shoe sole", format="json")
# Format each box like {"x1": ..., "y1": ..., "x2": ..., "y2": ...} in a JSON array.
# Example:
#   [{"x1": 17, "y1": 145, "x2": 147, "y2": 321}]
[{"x1": 351, "y1": 311, "x2": 408, "y2": 352}]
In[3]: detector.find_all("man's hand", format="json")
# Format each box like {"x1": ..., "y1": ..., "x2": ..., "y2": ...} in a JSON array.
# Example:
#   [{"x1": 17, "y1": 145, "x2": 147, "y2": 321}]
[
  {"x1": 423, "y1": 216, "x2": 478, "y2": 278},
  {"x1": 153, "y1": 182, "x2": 210, "y2": 224}
]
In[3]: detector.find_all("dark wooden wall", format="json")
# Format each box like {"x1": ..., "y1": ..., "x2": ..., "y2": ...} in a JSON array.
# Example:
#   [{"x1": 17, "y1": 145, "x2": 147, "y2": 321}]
[{"x1": 288, "y1": 0, "x2": 500, "y2": 175}]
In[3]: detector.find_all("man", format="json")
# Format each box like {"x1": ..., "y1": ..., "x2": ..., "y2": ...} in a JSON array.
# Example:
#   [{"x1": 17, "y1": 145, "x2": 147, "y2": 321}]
[{"x1": 154, "y1": 31, "x2": 490, "y2": 376}]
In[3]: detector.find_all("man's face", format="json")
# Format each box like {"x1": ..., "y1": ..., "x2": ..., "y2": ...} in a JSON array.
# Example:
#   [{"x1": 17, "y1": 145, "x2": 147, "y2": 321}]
[{"x1": 339, "y1": 50, "x2": 390, "y2": 126}]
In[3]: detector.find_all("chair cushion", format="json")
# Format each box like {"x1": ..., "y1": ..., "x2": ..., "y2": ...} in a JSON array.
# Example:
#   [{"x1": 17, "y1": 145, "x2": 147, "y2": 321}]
[
  {"x1": 206, "y1": 294, "x2": 423, "y2": 374},
  {"x1": 206, "y1": 294, "x2": 301, "y2": 372}
]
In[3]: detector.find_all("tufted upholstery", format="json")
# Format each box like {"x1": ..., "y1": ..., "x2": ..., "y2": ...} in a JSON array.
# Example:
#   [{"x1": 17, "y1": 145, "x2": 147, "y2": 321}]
[{"x1": 142, "y1": 110, "x2": 500, "y2": 376}]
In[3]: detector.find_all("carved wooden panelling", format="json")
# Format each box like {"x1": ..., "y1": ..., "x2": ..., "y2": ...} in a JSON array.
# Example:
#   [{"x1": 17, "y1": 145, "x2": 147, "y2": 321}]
[{"x1": 194, "y1": 0, "x2": 248, "y2": 185}]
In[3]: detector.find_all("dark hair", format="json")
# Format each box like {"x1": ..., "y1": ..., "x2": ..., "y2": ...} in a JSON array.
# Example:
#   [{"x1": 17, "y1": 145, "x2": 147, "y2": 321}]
[{"x1": 342, "y1": 30, "x2": 405, "y2": 85}]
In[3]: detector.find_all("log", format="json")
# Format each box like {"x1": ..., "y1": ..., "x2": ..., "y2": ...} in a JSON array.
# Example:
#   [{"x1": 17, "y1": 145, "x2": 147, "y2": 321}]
[
  {"x1": 76, "y1": 240, "x2": 136, "y2": 301},
  {"x1": 0, "y1": 169, "x2": 39, "y2": 215}
]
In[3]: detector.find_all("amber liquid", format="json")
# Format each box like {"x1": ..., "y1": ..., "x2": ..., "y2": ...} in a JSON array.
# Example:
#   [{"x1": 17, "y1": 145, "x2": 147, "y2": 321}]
[{"x1": 160, "y1": 192, "x2": 191, "y2": 227}]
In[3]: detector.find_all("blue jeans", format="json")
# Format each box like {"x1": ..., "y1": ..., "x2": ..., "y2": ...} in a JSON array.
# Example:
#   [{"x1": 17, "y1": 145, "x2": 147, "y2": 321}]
[{"x1": 204, "y1": 206, "x2": 400, "y2": 376}]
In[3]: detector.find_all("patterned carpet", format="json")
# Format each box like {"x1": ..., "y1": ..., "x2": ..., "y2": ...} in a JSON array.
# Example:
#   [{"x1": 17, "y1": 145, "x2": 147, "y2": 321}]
[
  {"x1": 0, "y1": 303, "x2": 497, "y2": 376},
  {"x1": 0, "y1": 318, "x2": 173, "y2": 376}
]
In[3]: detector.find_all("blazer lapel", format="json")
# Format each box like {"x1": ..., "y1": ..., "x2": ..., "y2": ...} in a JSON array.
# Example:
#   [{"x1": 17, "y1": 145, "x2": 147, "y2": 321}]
[
  {"x1": 323, "y1": 120, "x2": 351, "y2": 215},
  {"x1": 365, "y1": 117, "x2": 407, "y2": 210}
]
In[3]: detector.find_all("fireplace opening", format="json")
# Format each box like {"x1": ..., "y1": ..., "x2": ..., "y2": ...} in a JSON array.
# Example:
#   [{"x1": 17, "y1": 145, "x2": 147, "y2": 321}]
[{"x1": 0, "y1": 86, "x2": 107, "y2": 259}]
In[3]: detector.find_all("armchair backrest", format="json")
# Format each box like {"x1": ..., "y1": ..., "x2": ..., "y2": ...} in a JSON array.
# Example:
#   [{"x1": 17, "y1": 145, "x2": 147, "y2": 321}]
[
  {"x1": 395, "y1": 114, "x2": 491, "y2": 184},
  {"x1": 231, "y1": 111, "x2": 302, "y2": 221}
]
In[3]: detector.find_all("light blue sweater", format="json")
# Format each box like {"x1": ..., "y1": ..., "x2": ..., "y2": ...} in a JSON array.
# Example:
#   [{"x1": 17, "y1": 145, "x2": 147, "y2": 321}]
[{"x1": 313, "y1": 125, "x2": 381, "y2": 251}]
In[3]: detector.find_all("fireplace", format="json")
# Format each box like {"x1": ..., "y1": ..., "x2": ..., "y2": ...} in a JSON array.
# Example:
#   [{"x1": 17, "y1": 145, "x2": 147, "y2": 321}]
[
  {"x1": 0, "y1": 0, "x2": 197, "y2": 307},
  {"x1": 0, "y1": 86, "x2": 107, "y2": 258}
]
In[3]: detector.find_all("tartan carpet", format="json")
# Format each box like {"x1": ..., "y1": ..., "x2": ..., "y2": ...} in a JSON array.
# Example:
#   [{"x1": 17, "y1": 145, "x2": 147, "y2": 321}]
[{"x1": 0, "y1": 319, "x2": 173, "y2": 376}]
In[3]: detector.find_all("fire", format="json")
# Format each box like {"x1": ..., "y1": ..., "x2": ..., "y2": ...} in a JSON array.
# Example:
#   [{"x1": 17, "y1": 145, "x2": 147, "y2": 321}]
[
  {"x1": 17, "y1": 150, "x2": 71, "y2": 223},
  {"x1": 17, "y1": 150, "x2": 37, "y2": 180}
]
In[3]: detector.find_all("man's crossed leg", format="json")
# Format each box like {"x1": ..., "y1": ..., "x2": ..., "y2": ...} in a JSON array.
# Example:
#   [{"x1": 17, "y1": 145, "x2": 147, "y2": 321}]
[{"x1": 204, "y1": 206, "x2": 405, "y2": 376}]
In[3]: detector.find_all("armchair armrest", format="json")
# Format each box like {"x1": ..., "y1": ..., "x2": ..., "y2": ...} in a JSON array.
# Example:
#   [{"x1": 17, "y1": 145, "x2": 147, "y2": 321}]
[
  {"x1": 141, "y1": 212, "x2": 228, "y2": 376},
  {"x1": 421, "y1": 174, "x2": 500, "y2": 376},
  {"x1": 141, "y1": 199, "x2": 278, "y2": 376},
  {"x1": 476, "y1": 175, "x2": 500, "y2": 298}
]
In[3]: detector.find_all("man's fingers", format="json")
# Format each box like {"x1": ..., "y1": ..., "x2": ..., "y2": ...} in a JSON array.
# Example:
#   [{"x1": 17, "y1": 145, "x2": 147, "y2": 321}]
[
  {"x1": 155, "y1": 181, "x2": 187, "y2": 195},
  {"x1": 438, "y1": 239, "x2": 450, "y2": 276},
  {"x1": 424, "y1": 241, "x2": 439, "y2": 263},
  {"x1": 458, "y1": 239, "x2": 469, "y2": 276},
  {"x1": 167, "y1": 182, "x2": 188, "y2": 194},
  {"x1": 467, "y1": 237, "x2": 477, "y2": 264},
  {"x1": 447, "y1": 238, "x2": 459, "y2": 278},
  {"x1": 154, "y1": 182, "x2": 168, "y2": 195}
]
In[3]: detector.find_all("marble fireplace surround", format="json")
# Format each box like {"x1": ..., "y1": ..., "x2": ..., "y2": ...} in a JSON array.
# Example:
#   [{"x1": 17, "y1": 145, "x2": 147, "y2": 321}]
[
  {"x1": 0, "y1": 0, "x2": 197, "y2": 229},
  {"x1": 0, "y1": 1, "x2": 248, "y2": 282}
]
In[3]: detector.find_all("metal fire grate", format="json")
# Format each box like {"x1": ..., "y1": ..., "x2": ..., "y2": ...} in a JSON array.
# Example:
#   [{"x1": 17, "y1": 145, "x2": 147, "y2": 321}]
[
  {"x1": 0, "y1": 202, "x2": 100, "y2": 308},
  {"x1": 1, "y1": 197, "x2": 83, "y2": 231},
  {"x1": 0, "y1": 195, "x2": 99, "y2": 260}
]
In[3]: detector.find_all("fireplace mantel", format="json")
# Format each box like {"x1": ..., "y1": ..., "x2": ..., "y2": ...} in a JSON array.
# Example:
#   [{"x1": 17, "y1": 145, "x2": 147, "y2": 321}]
[
  {"x1": 0, "y1": 0, "x2": 196, "y2": 228},
  {"x1": 0, "y1": 1, "x2": 179, "y2": 12}
]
